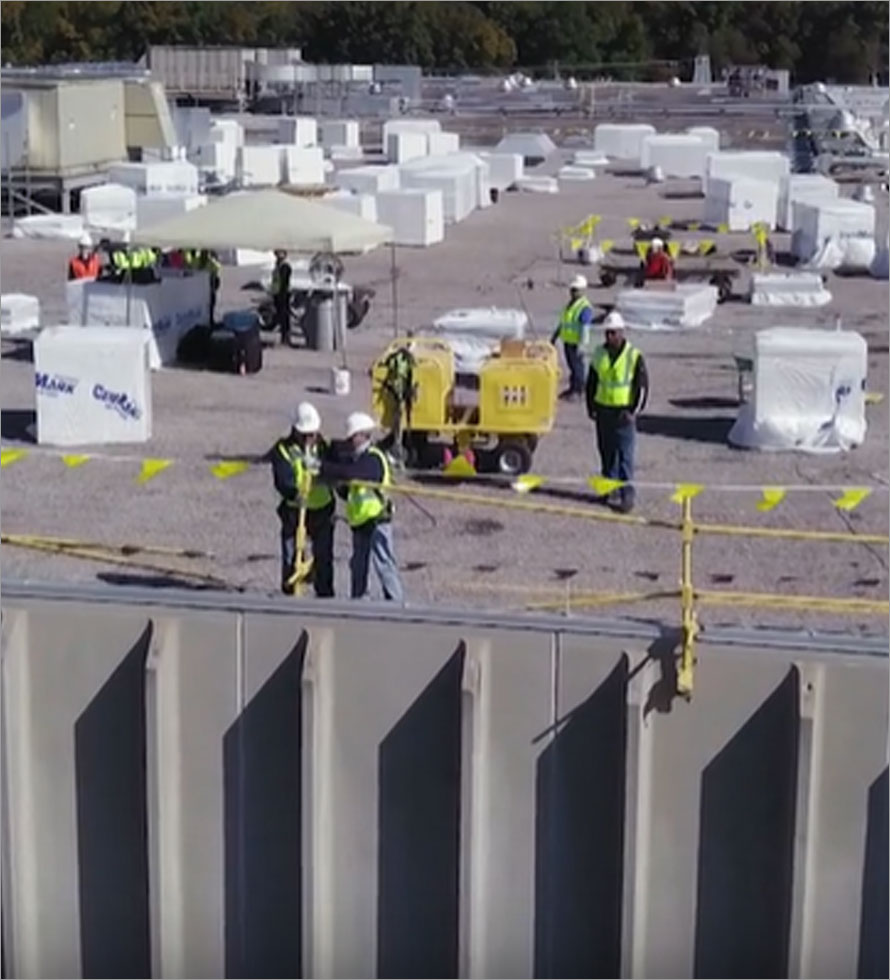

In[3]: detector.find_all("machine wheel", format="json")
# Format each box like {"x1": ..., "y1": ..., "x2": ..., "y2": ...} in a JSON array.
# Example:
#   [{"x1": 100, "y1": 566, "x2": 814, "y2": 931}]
[{"x1": 493, "y1": 439, "x2": 533, "y2": 476}]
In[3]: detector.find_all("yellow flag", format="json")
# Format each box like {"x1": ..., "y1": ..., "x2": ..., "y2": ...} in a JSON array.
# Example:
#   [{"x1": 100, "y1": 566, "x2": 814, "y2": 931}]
[
  {"x1": 688, "y1": 221, "x2": 700, "y2": 231},
  {"x1": 756, "y1": 487, "x2": 786, "y2": 512},
  {"x1": 513, "y1": 474, "x2": 544, "y2": 494},
  {"x1": 667, "y1": 240, "x2": 681, "y2": 260},
  {"x1": 670, "y1": 483, "x2": 704, "y2": 503},
  {"x1": 634, "y1": 240, "x2": 649, "y2": 261},
  {"x1": 716, "y1": 222, "x2": 729, "y2": 234},
  {"x1": 627, "y1": 217, "x2": 640, "y2": 229},
  {"x1": 136, "y1": 458, "x2": 173, "y2": 484},
  {"x1": 569, "y1": 237, "x2": 583, "y2": 252},
  {"x1": 61, "y1": 454, "x2": 91, "y2": 468},
  {"x1": 588, "y1": 476, "x2": 624, "y2": 496},
  {"x1": 834, "y1": 487, "x2": 871, "y2": 512},
  {"x1": 211, "y1": 460, "x2": 250, "y2": 480},
  {"x1": 0, "y1": 449, "x2": 27, "y2": 468},
  {"x1": 443, "y1": 456, "x2": 476, "y2": 478},
  {"x1": 865, "y1": 391, "x2": 883, "y2": 405},
  {"x1": 698, "y1": 238, "x2": 716, "y2": 256},
  {"x1": 658, "y1": 214, "x2": 672, "y2": 228},
  {"x1": 600, "y1": 238, "x2": 615, "y2": 254}
]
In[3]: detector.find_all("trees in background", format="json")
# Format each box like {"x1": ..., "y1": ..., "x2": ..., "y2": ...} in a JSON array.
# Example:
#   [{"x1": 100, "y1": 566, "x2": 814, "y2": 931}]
[{"x1": 1, "y1": 1, "x2": 886, "y2": 84}]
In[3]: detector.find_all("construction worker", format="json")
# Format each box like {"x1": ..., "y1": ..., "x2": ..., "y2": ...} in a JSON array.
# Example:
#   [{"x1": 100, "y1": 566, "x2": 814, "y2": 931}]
[
  {"x1": 271, "y1": 248, "x2": 293, "y2": 346},
  {"x1": 643, "y1": 237, "x2": 674, "y2": 280},
  {"x1": 586, "y1": 311, "x2": 649, "y2": 513},
  {"x1": 184, "y1": 249, "x2": 221, "y2": 323},
  {"x1": 320, "y1": 411, "x2": 404, "y2": 602},
  {"x1": 271, "y1": 401, "x2": 335, "y2": 597},
  {"x1": 551, "y1": 274, "x2": 594, "y2": 400},
  {"x1": 67, "y1": 234, "x2": 101, "y2": 280}
]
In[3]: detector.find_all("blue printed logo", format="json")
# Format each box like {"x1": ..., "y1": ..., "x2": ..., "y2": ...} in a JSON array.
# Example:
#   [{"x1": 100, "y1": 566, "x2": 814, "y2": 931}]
[
  {"x1": 35, "y1": 372, "x2": 78, "y2": 397},
  {"x1": 92, "y1": 383, "x2": 142, "y2": 421}
]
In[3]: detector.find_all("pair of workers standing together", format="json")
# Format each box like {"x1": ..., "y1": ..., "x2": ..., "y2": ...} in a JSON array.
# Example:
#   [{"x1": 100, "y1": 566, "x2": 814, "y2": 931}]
[
  {"x1": 271, "y1": 404, "x2": 404, "y2": 602},
  {"x1": 554, "y1": 274, "x2": 649, "y2": 514}
]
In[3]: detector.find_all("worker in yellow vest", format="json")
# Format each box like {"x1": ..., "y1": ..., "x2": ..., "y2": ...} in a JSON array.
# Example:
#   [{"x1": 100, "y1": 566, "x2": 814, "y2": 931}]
[
  {"x1": 320, "y1": 412, "x2": 404, "y2": 602},
  {"x1": 271, "y1": 401, "x2": 335, "y2": 596},
  {"x1": 586, "y1": 311, "x2": 649, "y2": 513},
  {"x1": 552, "y1": 274, "x2": 595, "y2": 400}
]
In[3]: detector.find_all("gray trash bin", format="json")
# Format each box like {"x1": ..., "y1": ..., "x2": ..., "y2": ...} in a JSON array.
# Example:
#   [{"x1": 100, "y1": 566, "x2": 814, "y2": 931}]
[{"x1": 304, "y1": 295, "x2": 335, "y2": 352}]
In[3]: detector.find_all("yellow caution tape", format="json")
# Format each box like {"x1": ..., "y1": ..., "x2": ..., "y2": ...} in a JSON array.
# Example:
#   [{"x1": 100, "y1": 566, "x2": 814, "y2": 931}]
[
  {"x1": 1, "y1": 449, "x2": 27, "y2": 468},
  {"x1": 442, "y1": 456, "x2": 476, "y2": 478},
  {"x1": 756, "y1": 487, "x2": 786, "y2": 512},
  {"x1": 136, "y1": 458, "x2": 174, "y2": 484},
  {"x1": 211, "y1": 460, "x2": 250, "y2": 480},
  {"x1": 513, "y1": 474, "x2": 544, "y2": 494},
  {"x1": 834, "y1": 487, "x2": 871, "y2": 512},
  {"x1": 61, "y1": 454, "x2": 91, "y2": 468},
  {"x1": 588, "y1": 476, "x2": 624, "y2": 496},
  {"x1": 671, "y1": 483, "x2": 704, "y2": 503}
]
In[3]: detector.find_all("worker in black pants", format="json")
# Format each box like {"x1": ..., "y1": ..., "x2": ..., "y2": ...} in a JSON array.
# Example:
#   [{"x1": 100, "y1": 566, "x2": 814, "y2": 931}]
[{"x1": 272, "y1": 248, "x2": 293, "y2": 346}]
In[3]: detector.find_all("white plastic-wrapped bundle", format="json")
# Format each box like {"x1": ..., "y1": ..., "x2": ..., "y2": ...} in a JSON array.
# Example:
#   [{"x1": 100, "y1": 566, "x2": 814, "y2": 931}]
[
  {"x1": 280, "y1": 146, "x2": 325, "y2": 186},
  {"x1": 791, "y1": 199, "x2": 876, "y2": 262},
  {"x1": 1, "y1": 294, "x2": 40, "y2": 334},
  {"x1": 593, "y1": 123, "x2": 655, "y2": 161},
  {"x1": 401, "y1": 166, "x2": 476, "y2": 223},
  {"x1": 640, "y1": 134, "x2": 710, "y2": 178},
  {"x1": 320, "y1": 119, "x2": 360, "y2": 149},
  {"x1": 615, "y1": 284, "x2": 718, "y2": 330},
  {"x1": 776, "y1": 174, "x2": 838, "y2": 231},
  {"x1": 338, "y1": 165, "x2": 400, "y2": 194},
  {"x1": 704, "y1": 176, "x2": 779, "y2": 232},
  {"x1": 387, "y1": 130, "x2": 427, "y2": 164},
  {"x1": 704, "y1": 151, "x2": 789, "y2": 190},
  {"x1": 729, "y1": 328, "x2": 867, "y2": 453},
  {"x1": 237, "y1": 145, "x2": 282, "y2": 187},
  {"x1": 34, "y1": 327, "x2": 152, "y2": 446},
  {"x1": 495, "y1": 132, "x2": 555, "y2": 164},
  {"x1": 426, "y1": 131, "x2": 460, "y2": 155},
  {"x1": 749, "y1": 273, "x2": 832, "y2": 307},
  {"x1": 477, "y1": 152, "x2": 524, "y2": 191},
  {"x1": 375, "y1": 188, "x2": 444, "y2": 247},
  {"x1": 277, "y1": 116, "x2": 317, "y2": 147},
  {"x1": 80, "y1": 184, "x2": 137, "y2": 234},
  {"x1": 107, "y1": 161, "x2": 199, "y2": 197}
]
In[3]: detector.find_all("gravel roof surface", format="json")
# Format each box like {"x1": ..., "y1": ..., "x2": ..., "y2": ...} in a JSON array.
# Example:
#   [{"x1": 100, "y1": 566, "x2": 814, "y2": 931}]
[{"x1": 2, "y1": 149, "x2": 887, "y2": 637}]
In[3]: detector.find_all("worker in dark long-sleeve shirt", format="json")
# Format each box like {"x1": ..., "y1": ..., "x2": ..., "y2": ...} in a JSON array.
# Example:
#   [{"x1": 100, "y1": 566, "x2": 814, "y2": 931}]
[{"x1": 586, "y1": 311, "x2": 649, "y2": 513}]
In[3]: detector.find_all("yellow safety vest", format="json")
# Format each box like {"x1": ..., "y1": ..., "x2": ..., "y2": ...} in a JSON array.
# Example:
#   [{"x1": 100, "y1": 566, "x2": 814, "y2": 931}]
[
  {"x1": 278, "y1": 443, "x2": 333, "y2": 511},
  {"x1": 111, "y1": 249, "x2": 130, "y2": 271},
  {"x1": 346, "y1": 447, "x2": 392, "y2": 528},
  {"x1": 558, "y1": 296, "x2": 592, "y2": 344},
  {"x1": 592, "y1": 342, "x2": 641, "y2": 408}
]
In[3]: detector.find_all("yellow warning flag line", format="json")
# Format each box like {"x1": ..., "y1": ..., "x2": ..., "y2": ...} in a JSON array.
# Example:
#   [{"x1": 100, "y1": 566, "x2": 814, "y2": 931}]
[{"x1": 694, "y1": 589, "x2": 890, "y2": 615}]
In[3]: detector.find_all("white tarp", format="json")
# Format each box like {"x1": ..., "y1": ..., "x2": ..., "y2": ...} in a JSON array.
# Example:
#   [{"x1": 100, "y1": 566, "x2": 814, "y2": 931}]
[
  {"x1": 593, "y1": 123, "x2": 655, "y2": 161},
  {"x1": 749, "y1": 272, "x2": 832, "y2": 307},
  {"x1": 34, "y1": 326, "x2": 151, "y2": 446},
  {"x1": 495, "y1": 132, "x2": 556, "y2": 164},
  {"x1": 704, "y1": 176, "x2": 778, "y2": 231},
  {"x1": 615, "y1": 284, "x2": 718, "y2": 330},
  {"x1": 776, "y1": 174, "x2": 838, "y2": 231},
  {"x1": 729, "y1": 327, "x2": 867, "y2": 453},
  {"x1": 1, "y1": 293, "x2": 40, "y2": 334},
  {"x1": 12, "y1": 214, "x2": 86, "y2": 241},
  {"x1": 65, "y1": 273, "x2": 210, "y2": 369},
  {"x1": 792, "y1": 199, "x2": 876, "y2": 261},
  {"x1": 426, "y1": 308, "x2": 528, "y2": 372},
  {"x1": 640, "y1": 134, "x2": 710, "y2": 178},
  {"x1": 130, "y1": 189, "x2": 392, "y2": 254}
]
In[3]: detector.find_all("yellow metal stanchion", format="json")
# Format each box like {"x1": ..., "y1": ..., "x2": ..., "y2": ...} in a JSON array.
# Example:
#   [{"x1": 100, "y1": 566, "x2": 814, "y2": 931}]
[
  {"x1": 288, "y1": 469, "x2": 314, "y2": 597},
  {"x1": 676, "y1": 495, "x2": 698, "y2": 699}
]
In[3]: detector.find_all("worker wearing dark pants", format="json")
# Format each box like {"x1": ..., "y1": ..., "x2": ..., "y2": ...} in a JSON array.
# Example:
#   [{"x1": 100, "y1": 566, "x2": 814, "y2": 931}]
[
  {"x1": 271, "y1": 401, "x2": 335, "y2": 597},
  {"x1": 586, "y1": 311, "x2": 648, "y2": 513},
  {"x1": 552, "y1": 274, "x2": 594, "y2": 399},
  {"x1": 272, "y1": 248, "x2": 293, "y2": 345}
]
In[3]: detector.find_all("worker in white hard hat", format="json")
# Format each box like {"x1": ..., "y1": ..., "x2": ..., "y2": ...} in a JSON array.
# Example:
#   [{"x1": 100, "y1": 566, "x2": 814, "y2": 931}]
[
  {"x1": 643, "y1": 236, "x2": 674, "y2": 281},
  {"x1": 551, "y1": 273, "x2": 594, "y2": 400},
  {"x1": 586, "y1": 310, "x2": 649, "y2": 513},
  {"x1": 320, "y1": 411, "x2": 404, "y2": 602},
  {"x1": 271, "y1": 401, "x2": 335, "y2": 596},
  {"x1": 67, "y1": 233, "x2": 101, "y2": 281}
]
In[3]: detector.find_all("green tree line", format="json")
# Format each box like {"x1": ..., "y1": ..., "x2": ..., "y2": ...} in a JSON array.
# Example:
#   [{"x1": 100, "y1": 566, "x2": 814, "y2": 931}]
[{"x1": 2, "y1": 1, "x2": 887, "y2": 84}]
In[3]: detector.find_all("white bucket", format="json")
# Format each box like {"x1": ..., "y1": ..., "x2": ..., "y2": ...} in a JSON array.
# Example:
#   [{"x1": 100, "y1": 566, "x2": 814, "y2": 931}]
[{"x1": 331, "y1": 367, "x2": 351, "y2": 396}]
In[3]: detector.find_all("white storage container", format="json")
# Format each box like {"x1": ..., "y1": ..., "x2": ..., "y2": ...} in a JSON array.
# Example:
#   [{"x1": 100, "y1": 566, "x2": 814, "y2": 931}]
[
  {"x1": 729, "y1": 328, "x2": 867, "y2": 453},
  {"x1": 328, "y1": 144, "x2": 363, "y2": 162},
  {"x1": 640, "y1": 134, "x2": 710, "y2": 178},
  {"x1": 776, "y1": 174, "x2": 839, "y2": 231},
  {"x1": 615, "y1": 284, "x2": 718, "y2": 330},
  {"x1": 34, "y1": 327, "x2": 151, "y2": 446},
  {"x1": 704, "y1": 176, "x2": 779, "y2": 232},
  {"x1": 477, "y1": 151, "x2": 524, "y2": 190},
  {"x1": 593, "y1": 123, "x2": 656, "y2": 161},
  {"x1": 80, "y1": 183, "x2": 137, "y2": 234},
  {"x1": 705, "y1": 151, "x2": 789, "y2": 189},
  {"x1": 107, "y1": 161, "x2": 199, "y2": 197},
  {"x1": 495, "y1": 132, "x2": 556, "y2": 164},
  {"x1": 749, "y1": 272, "x2": 832, "y2": 307},
  {"x1": 685, "y1": 126, "x2": 720, "y2": 152},
  {"x1": 375, "y1": 188, "x2": 444, "y2": 247},
  {"x1": 320, "y1": 119, "x2": 360, "y2": 149},
  {"x1": 1, "y1": 293, "x2": 40, "y2": 334},
  {"x1": 387, "y1": 130, "x2": 427, "y2": 164},
  {"x1": 338, "y1": 165, "x2": 400, "y2": 194},
  {"x1": 402, "y1": 152, "x2": 491, "y2": 210},
  {"x1": 791, "y1": 199, "x2": 876, "y2": 261},
  {"x1": 280, "y1": 146, "x2": 325, "y2": 186},
  {"x1": 383, "y1": 118, "x2": 441, "y2": 141},
  {"x1": 237, "y1": 145, "x2": 282, "y2": 187},
  {"x1": 192, "y1": 141, "x2": 237, "y2": 182},
  {"x1": 427, "y1": 131, "x2": 460, "y2": 155},
  {"x1": 324, "y1": 191, "x2": 378, "y2": 223},
  {"x1": 136, "y1": 193, "x2": 206, "y2": 229},
  {"x1": 277, "y1": 116, "x2": 317, "y2": 147},
  {"x1": 209, "y1": 118, "x2": 244, "y2": 148},
  {"x1": 401, "y1": 166, "x2": 475, "y2": 223}
]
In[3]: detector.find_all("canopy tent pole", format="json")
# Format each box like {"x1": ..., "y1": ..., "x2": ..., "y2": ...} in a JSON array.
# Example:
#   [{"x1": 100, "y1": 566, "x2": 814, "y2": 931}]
[{"x1": 390, "y1": 241, "x2": 399, "y2": 338}]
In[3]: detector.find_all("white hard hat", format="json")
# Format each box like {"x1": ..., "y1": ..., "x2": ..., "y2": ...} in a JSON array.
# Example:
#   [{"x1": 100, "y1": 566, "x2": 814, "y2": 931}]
[
  {"x1": 604, "y1": 311, "x2": 626, "y2": 330},
  {"x1": 292, "y1": 401, "x2": 321, "y2": 434},
  {"x1": 346, "y1": 411, "x2": 377, "y2": 438},
  {"x1": 570, "y1": 274, "x2": 588, "y2": 290},
  {"x1": 78, "y1": 233, "x2": 93, "y2": 247},
  {"x1": 650, "y1": 237, "x2": 664, "y2": 251}
]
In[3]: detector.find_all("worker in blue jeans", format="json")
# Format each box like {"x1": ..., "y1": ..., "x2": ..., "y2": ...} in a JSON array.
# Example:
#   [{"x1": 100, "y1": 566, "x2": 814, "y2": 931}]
[
  {"x1": 586, "y1": 311, "x2": 649, "y2": 513},
  {"x1": 320, "y1": 412, "x2": 404, "y2": 602},
  {"x1": 552, "y1": 274, "x2": 595, "y2": 400}
]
